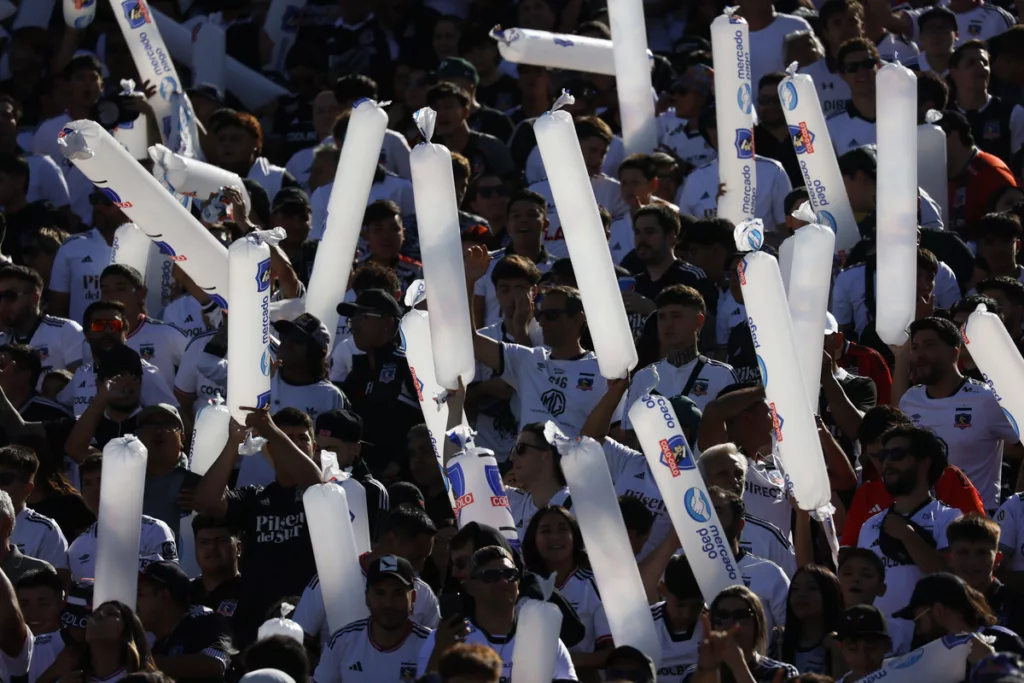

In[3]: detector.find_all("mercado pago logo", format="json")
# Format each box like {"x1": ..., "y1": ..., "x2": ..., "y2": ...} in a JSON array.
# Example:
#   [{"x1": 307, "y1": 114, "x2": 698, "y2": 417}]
[{"x1": 684, "y1": 486, "x2": 739, "y2": 580}]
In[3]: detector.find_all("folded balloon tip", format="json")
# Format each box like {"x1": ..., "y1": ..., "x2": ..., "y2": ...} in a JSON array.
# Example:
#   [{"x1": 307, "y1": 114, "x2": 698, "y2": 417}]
[
  {"x1": 414, "y1": 108, "x2": 437, "y2": 142},
  {"x1": 549, "y1": 90, "x2": 575, "y2": 113},
  {"x1": 57, "y1": 128, "x2": 94, "y2": 161},
  {"x1": 238, "y1": 432, "x2": 268, "y2": 456}
]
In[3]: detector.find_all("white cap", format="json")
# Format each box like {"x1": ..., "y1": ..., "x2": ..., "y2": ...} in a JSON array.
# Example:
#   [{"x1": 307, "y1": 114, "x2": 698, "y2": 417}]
[
  {"x1": 240, "y1": 670, "x2": 296, "y2": 683},
  {"x1": 825, "y1": 312, "x2": 839, "y2": 336}
]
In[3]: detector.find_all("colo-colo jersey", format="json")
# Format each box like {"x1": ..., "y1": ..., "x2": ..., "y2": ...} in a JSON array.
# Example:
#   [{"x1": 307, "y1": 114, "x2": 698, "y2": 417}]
[
  {"x1": 312, "y1": 619, "x2": 431, "y2": 683},
  {"x1": 28, "y1": 630, "x2": 65, "y2": 683},
  {"x1": 651, "y1": 602, "x2": 704, "y2": 683},
  {"x1": 622, "y1": 356, "x2": 738, "y2": 427},
  {"x1": 507, "y1": 486, "x2": 571, "y2": 540},
  {"x1": 126, "y1": 316, "x2": 189, "y2": 392},
  {"x1": 69, "y1": 515, "x2": 177, "y2": 581},
  {"x1": 49, "y1": 228, "x2": 111, "y2": 325},
  {"x1": 12, "y1": 507, "x2": 69, "y2": 571},
  {"x1": 160, "y1": 295, "x2": 212, "y2": 340},
  {"x1": 0, "y1": 314, "x2": 85, "y2": 379},
  {"x1": 556, "y1": 566, "x2": 611, "y2": 653},
  {"x1": 172, "y1": 330, "x2": 225, "y2": 414},
  {"x1": 995, "y1": 493, "x2": 1024, "y2": 572},
  {"x1": 743, "y1": 454, "x2": 791, "y2": 541},
  {"x1": 674, "y1": 549, "x2": 790, "y2": 631},
  {"x1": 857, "y1": 498, "x2": 961, "y2": 615},
  {"x1": 59, "y1": 361, "x2": 178, "y2": 417},
  {"x1": 602, "y1": 437, "x2": 670, "y2": 560}
]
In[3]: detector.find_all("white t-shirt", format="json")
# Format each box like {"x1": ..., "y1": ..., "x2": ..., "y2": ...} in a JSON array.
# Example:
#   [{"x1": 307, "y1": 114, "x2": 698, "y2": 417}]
[
  {"x1": 916, "y1": 53, "x2": 949, "y2": 77},
  {"x1": 474, "y1": 247, "x2": 558, "y2": 329},
  {"x1": 900, "y1": 378, "x2": 1018, "y2": 509},
  {"x1": 528, "y1": 175, "x2": 631, "y2": 259},
  {"x1": 12, "y1": 507, "x2": 69, "y2": 570},
  {"x1": 0, "y1": 630, "x2": 32, "y2": 683},
  {"x1": 995, "y1": 493, "x2": 1024, "y2": 572},
  {"x1": 674, "y1": 548, "x2": 790, "y2": 631},
  {"x1": 827, "y1": 106, "x2": 878, "y2": 155},
  {"x1": 68, "y1": 515, "x2": 178, "y2": 582},
  {"x1": 309, "y1": 172, "x2": 416, "y2": 242},
  {"x1": 557, "y1": 567, "x2": 611, "y2": 653},
  {"x1": 0, "y1": 314, "x2": 85, "y2": 376},
  {"x1": 903, "y1": 0, "x2": 1014, "y2": 45},
  {"x1": 312, "y1": 618, "x2": 431, "y2": 683},
  {"x1": 416, "y1": 620, "x2": 578, "y2": 681},
  {"x1": 675, "y1": 157, "x2": 792, "y2": 231},
  {"x1": 26, "y1": 154, "x2": 71, "y2": 209},
  {"x1": 651, "y1": 601, "x2": 703, "y2": 683},
  {"x1": 741, "y1": 513, "x2": 798, "y2": 578},
  {"x1": 126, "y1": 317, "x2": 188, "y2": 392},
  {"x1": 49, "y1": 229, "x2": 113, "y2": 325},
  {"x1": 57, "y1": 360, "x2": 179, "y2": 417},
  {"x1": 161, "y1": 295, "x2": 212, "y2": 341},
  {"x1": 507, "y1": 486, "x2": 572, "y2": 539},
  {"x1": 743, "y1": 455, "x2": 792, "y2": 541},
  {"x1": 500, "y1": 344, "x2": 622, "y2": 436},
  {"x1": 623, "y1": 356, "x2": 738, "y2": 429},
  {"x1": 603, "y1": 437, "x2": 671, "y2": 560},
  {"x1": 857, "y1": 499, "x2": 961, "y2": 615},
  {"x1": 716, "y1": 289, "x2": 746, "y2": 347},
  {"x1": 749, "y1": 14, "x2": 814, "y2": 88},
  {"x1": 27, "y1": 630, "x2": 63, "y2": 683},
  {"x1": 172, "y1": 330, "x2": 225, "y2": 412},
  {"x1": 31, "y1": 114, "x2": 70, "y2": 170},
  {"x1": 659, "y1": 118, "x2": 717, "y2": 170},
  {"x1": 799, "y1": 59, "x2": 851, "y2": 120}
]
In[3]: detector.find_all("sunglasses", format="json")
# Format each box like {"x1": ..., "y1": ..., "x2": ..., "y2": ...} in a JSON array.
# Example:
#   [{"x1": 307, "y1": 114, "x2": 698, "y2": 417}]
[
  {"x1": 535, "y1": 309, "x2": 571, "y2": 322},
  {"x1": 711, "y1": 607, "x2": 754, "y2": 625},
  {"x1": 472, "y1": 567, "x2": 519, "y2": 584},
  {"x1": 876, "y1": 446, "x2": 912, "y2": 463},
  {"x1": 477, "y1": 185, "x2": 510, "y2": 199},
  {"x1": 511, "y1": 442, "x2": 545, "y2": 456},
  {"x1": 842, "y1": 58, "x2": 879, "y2": 74},
  {"x1": 0, "y1": 289, "x2": 28, "y2": 303},
  {"x1": 90, "y1": 318, "x2": 125, "y2": 334}
]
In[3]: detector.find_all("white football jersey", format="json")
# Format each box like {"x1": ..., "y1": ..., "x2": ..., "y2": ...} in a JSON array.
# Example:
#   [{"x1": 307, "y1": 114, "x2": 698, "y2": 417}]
[
  {"x1": 744, "y1": 455, "x2": 792, "y2": 541},
  {"x1": 826, "y1": 107, "x2": 877, "y2": 155},
  {"x1": 716, "y1": 289, "x2": 746, "y2": 348},
  {"x1": 0, "y1": 314, "x2": 85, "y2": 376},
  {"x1": 995, "y1": 493, "x2": 1024, "y2": 572},
  {"x1": 12, "y1": 507, "x2": 68, "y2": 570},
  {"x1": 0, "y1": 631, "x2": 31, "y2": 683},
  {"x1": 27, "y1": 630, "x2": 64, "y2": 683},
  {"x1": 741, "y1": 513, "x2": 798, "y2": 578},
  {"x1": 507, "y1": 486, "x2": 572, "y2": 539},
  {"x1": 25, "y1": 154, "x2": 70, "y2": 209},
  {"x1": 69, "y1": 515, "x2": 177, "y2": 582},
  {"x1": 675, "y1": 549, "x2": 790, "y2": 631},
  {"x1": 603, "y1": 438, "x2": 671, "y2": 561},
  {"x1": 309, "y1": 172, "x2": 416, "y2": 242},
  {"x1": 903, "y1": 0, "x2": 1014, "y2": 44},
  {"x1": 312, "y1": 618, "x2": 430, "y2": 683},
  {"x1": 556, "y1": 567, "x2": 611, "y2": 653},
  {"x1": 126, "y1": 317, "x2": 188, "y2": 392},
  {"x1": 49, "y1": 229, "x2": 113, "y2": 325},
  {"x1": 651, "y1": 602, "x2": 704, "y2": 683},
  {"x1": 659, "y1": 119, "x2": 717, "y2": 170},
  {"x1": 622, "y1": 356, "x2": 738, "y2": 429},
  {"x1": 675, "y1": 157, "x2": 792, "y2": 232},
  {"x1": 748, "y1": 14, "x2": 814, "y2": 89},
  {"x1": 173, "y1": 330, "x2": 225, "y2": 413},
  {"x1": 857, "y1": 499, "x2": 961, "y2": 615},
  {"x1": 900, "y1": 378, "x2": 1018, "y2": 509},
  {"x1": 473, "y1": 247, "x2": 558, "y2": 328},
  {"x1": 798, "y1": 59, "x2": 851, "y2": 120},
  {"x1": 529, "y1": 175, "x2": 630, "y2": 259},
  {"x1": 161, "y1": 295, "x2": 212, "y2": 341},
  {"x1": 58, "y1": 361, "x2": 179, "y2": 417}
]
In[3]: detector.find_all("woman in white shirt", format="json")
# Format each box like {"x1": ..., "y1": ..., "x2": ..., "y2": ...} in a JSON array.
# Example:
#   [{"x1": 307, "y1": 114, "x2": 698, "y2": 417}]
[{"x1": 505, "y1": 424, "x2": 572, "y2": 538}]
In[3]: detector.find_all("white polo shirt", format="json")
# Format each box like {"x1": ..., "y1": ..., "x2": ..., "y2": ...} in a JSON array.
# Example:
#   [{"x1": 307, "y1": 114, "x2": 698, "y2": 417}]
[{"x1": 507, "y1": 486, "x2": 572, "y2": 539}]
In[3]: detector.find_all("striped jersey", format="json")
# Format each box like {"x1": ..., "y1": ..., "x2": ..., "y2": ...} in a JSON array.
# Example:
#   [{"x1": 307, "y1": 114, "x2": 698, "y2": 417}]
[
  {"x1": 69, "y1": 515, "x2": 177, "y2": 582},
  {"x1": 27, "y1": 630, "x2": 64, "y2": 683},
  {"x1": 740, "y1": 513, "x2": 797, "y2": 578},
  {"x1": 555, "y1": 566, "x2": 611, "y2": 653},
  {"x1": 0, "y1": 314, "x2": 85, "y2": 377},
  {"x1": 312, "y1": 618, "x2": 431, "y2": 683},
  {"x1": 12, "y1": 507, "x2": 69, "y2": 571}
]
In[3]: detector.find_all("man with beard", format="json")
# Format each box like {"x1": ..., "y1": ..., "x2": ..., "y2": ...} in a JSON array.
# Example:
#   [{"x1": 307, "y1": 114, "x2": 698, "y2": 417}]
[
  {"x1": 898, "y1": 317, "x2": 1019, "y2": 512},
  {"x1": 857, "y1": 424, "x2": 963, "y2": 615},
  {"x1": 0, "y1": 266, "x2": 84, "y2": 378}
]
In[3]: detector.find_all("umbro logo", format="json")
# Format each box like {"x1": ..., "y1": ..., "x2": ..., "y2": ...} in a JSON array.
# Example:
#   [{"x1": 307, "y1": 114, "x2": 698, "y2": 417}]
[
  {"x1": 349, "y1": 662, "x2": 363, "y2": 671},
  {"x1": 82, "y1": 256, "x2": 92, "y2": 263},
  {"x1": 634, "y1": 471, "x2": 645, "y2": 479}
]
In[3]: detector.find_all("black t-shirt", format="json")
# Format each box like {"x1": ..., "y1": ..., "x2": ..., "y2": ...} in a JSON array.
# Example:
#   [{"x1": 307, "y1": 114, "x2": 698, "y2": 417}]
[
  {"x1": 152, "y1": 606, "x2": 235, "y2": 683},
  {"x1": 224, "y1": 482, "x2": 316, "y2": 646},
  {"x1": 477, "y1": 75, "x2": 521, "y2": 113},
  {"x1": 92, "y1": 412, "x2": 141, "y2": 451},
  {"x1": 29, "y1": 493, "x2": 95, "y2": 543},
  {"x1": 820, "y1": 372, "x2": 877, "y2": 465},
  {"x1": 191, "y1": 574, "x2": 243, "y2": 635},
  {"x1": 629, "y1": 261, "x2": 714, "y2": 338},
  {"x1": 469, "y1": 106, "x2": 514, "y2": 143},
  {"x1": 726, "y1": 320, "x2": 761, "y2": 384},
  {"x1": 987, "y1": 579, "x2": 1024, "y2": 637},
  {"x1": 962, "y1": 95, "x2": 1017, "y2": 166},
  {"x1": 270, "y1": 94, "x2": 317, "y2": 163},
  {"x1": 754, "y1": 124, "x2": 803, "y2": 189}
]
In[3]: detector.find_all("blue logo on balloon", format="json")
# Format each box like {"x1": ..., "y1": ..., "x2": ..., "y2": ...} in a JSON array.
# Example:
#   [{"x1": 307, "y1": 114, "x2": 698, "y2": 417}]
[
  {"x1": 684, "y1": 487, "x2": 712, "y2": 523},
  {"x1": 737, "y1": 84, "x2": 753, "y2": 114},
  {"x1": 256, "y1": 258, "x2": 271, "y2": 293},
  {"x1": 255, "y1": 390, "x2": 271, "y2": 410},
  {"x1": 101, "y1": 187, "x2": 123, "y2": 205},
  {"x1": 154, "y1": 241, "x2": 176, "y2": 256},
  {"x1": 734, "y1": 129, "x2": 754, "y2": 159},
  {"x1": 260, "y1": 349, "x2": 273, "y2": 376},
  {"x1": 756, "y1": 354, "x2": 768, "y2": 387},
  {"x1": 816, "y1": 210, "x2": 837, "y2": 231},
  {"x1": 779, "y1": 82, "x2": 799, "y2": 111},
  {"x1": 889, "y1": 649, "x2": 924, "y2": 670},
  {"x1": 789, "y1": 125, "x2": 816, "y2": 155}
]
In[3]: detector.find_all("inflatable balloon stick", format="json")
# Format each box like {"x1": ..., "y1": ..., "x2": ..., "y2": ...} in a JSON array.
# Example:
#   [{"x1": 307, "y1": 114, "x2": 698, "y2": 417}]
[
  {"x1": 59, "y1": 121, "x2": 230, "y2": 308},
  {"x1": 859, "y1": 634, "x2": 975, "y2": 683},
  {"x1": 258, "y1": 605, "x2": 305, "y2": 644},
  {"x1": 409, "y1": 108, "x2": 475, "y2": 389},
  {"x1": 607, "y1": 0, "x2": 657, "y2": 154},
  {"x1": 628, "y1": 368, "x2": 740, "y2": 602},
  {"x1": 307, "y1": 99, "x2": 389, "y2": 343},
  {"x1": 264, "y1": 0, "x2": 308, "y2": 74},
  {"x1": 320, "y1": 449, "x2": 373, "y2": 556},
  {"x1": 512, "y1": 600, "x2": 564, "y2": 683},
  {"x1": 490, "y1": 27, "x2": 652, "y2": 77},
  {"x1": 963, "y1": 304, "x2": 1024, "y2": 442},
  {"x1": 737, "y1": 251, "x2": 832, "y2": 513},
  {"x1": 94, "y1": 436, "x2": 148, "y2": 610},
  {"x1": 548, "y1": 425, "x2": 662, "y2": 664},
  {"x1": 875, "y1": 62, "x2": 918, "y2": 346},
  {"x1": 150, "y1": 144, "x2": 249, "y2": 208},
  {"x1": 64, "y1": 0, "x2": 96, "y2": 28},
  {"x1": 303, "y1": 484, "x2": 369, "y2": 632},
  {"x1": 919, "y1": 110, "x2": 949, "y2": 227},
  {"x1": 446, "y1": 426, "x2": 519, "y2": 549},
  {"x1": 533, "y1": 93, "x2": 637, "y2": 379},
  {"x1": 711, "y1": 10, "x2": 756, "y2": 225},
  {"x1": 191, "y1": 18, "x2": 227, "y2": 95},
  {"x1": 778, "y1": 63, "x2": 859, "y2": 257}
]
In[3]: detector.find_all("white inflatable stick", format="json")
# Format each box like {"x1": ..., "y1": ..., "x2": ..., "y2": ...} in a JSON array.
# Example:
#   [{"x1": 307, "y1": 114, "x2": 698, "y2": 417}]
[
  {"x1": 490, "y1": 26, "x2": 653, "y2": 77},
  {"x1": 94, "y1": 436, "x2": 148, "y2": 610},
  {"x1": 607, "y1": 0, "x2": 657, "y2": 154},
  {"x1": 711, "y1": 11, "x2": 756, "y2": 225}
]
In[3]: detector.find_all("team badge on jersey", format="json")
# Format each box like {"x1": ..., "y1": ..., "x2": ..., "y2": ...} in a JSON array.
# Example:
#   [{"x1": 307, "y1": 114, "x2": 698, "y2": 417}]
[
  {"x1": 983, "y1": 120, "x2": 1001, "y2": 140},
  {"x1": 36, "y1": 346, "x2": 49, "y2": 361},
  {"x1": 139, "y1": 344, "x2": 156, "y2": 360},
  {"x1": 767, "y1": 469, "x2": 785, "y2": 487},
  {"x1": 217, "y1": 600, "x2": 237, "y2": 617},
  {"x1": 379, "y1": 363, "x2": 396, "y2": 384},
  {"x1": 577, "y1": 376, "x2": 594, "y2": 391},
  {"x1": 969, "y1": 23, "x2": 982, "y2": 35},
  {"x1": 955, "y1": 411, "x2": 973, "y2": 429},
  {"x1": 692, "y1": 380, "x2": 709, "y2": 396},
  {"x1": 399, "y1": 666, "x2": 417, "y2": 682}
]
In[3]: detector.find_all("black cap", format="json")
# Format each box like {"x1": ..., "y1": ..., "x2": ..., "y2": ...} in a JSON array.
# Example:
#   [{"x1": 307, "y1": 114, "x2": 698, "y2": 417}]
[
  {"x1": 315, "y1": 409, "x2": 364, "y2": 443},
  {"x1": 605, "y1": 645, "x2": 657, "y2": 682},
  {"x1": 139, "y1": 560, "x2": 192, "y2": 605},
  {"x1": 186, "y1": 84, "x2": 226, "y2": 107},
  {"x1": 838, "y1": 145, "x2": 878, "y2": 180},
  {"x1": 893, "y1": 572, "x2": 973, "y2": 620},
  {"x1": 95, "y1": 344, "x2": 143, "y2": 381},
  {"x1": 836, "y1": 605, "x2": 890, "y2": 641},
  {"x1": 137, "y1": 403, "x2": 184, "y2": 431},
  {"x1": 365, "y1": 554, "x2": 415, "y2": 587},
  {"x1": 918, "y1": 5, "x2": 957, "y2": 30},
  {"x1": 939, "y1": 110, "x2": 973, "y2": 139},
  {"x1": 337, "y1": 288, "x2": 403, "y2": 319},
  {"x1": 271, "y1": 186, "x2": 310, "y2": 215},
  {"x1": 273, "y1": 313, "x2": 331, "y2": 353}
]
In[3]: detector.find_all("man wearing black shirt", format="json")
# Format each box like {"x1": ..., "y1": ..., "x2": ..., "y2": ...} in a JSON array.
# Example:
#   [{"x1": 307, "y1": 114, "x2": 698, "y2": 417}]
[
  {"x1": 193, "y1": 405, "x2": 323, "y2": 648},
  {"x1": 338, "y1": 290, "x2": 423, "y2": 483},
  {"x1": 434, "y1": 58, "x2": 514, "y2": 143},
  {"x1": 189, "y1": 515, "x2": 243, "y2": 633},
  {"x1": 949, "y1": 40, "x2": 1024, "y2": 167},
  {"x1": 64, "y1": 344, "x2": 143, "y2": 457},
  {"x1": 324, "y1": 1, "x2": 392, "y2": 88},
  {"x1": 753, "y1": 73, "x2": 804, "y2": 188},
  {"x1": 137, "y1": 560, "x2": 236, "y2": 683},
  {"x1": 426, "y1": 83, "x2": 515, "y2": 181}
]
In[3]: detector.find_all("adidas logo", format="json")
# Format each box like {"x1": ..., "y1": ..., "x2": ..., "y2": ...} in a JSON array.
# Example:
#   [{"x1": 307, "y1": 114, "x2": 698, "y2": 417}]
[
  {"x1": 349, "y1": 662, "x2": 363, "y2": 671},
  {"x1": 184, "y1": 315, "x2": 194, "y2": 323},
  {"x1": 634, "y1": 471, "x2": 645, "y2": 479},
  {"x1": 82, "y1": 256, "x2": 92, "y2": 263},
  {"x1": 868, "y1": 504, "x2": 881, "y2": 515},
  {"x1": 259, "y1": 498, "x2": 271, "y2": 506},
  {"x1": 700, "y1": 191, "x2": 711, "y2": 200}
]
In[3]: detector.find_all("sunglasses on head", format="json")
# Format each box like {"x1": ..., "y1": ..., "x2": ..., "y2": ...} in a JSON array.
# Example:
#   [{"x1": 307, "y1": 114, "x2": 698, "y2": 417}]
[
  {"x1": 842, "y1": 58, "x2": 879, "y2": 73},
  {"x1": 89, "y1": 318, "x2": 125, "y2": 334},
  {"x1": 0, "y1": 289, "x2": 28, "y2": 303},
  {"x1": 876, "y1": 446, "x2": 912, "y2": 463},
  {"x1": 472, "y1": 567, "x2": 519, "y2": 584},
  {"x1": 711, "y1": 607, "x2": 754, "y2": 624}
]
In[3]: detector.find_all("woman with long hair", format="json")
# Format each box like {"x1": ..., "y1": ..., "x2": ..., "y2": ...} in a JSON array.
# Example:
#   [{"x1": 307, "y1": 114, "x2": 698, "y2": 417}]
[
  {"x1": 52, "y1": 601, "x2": 155, "y2": 683},
  {"x1": 505, "y1": 424, "x2": 571, "y2": 538},
  {"x1": 685, "y1": 586, "x2": 798, "y2": 683},
  {"x1": 779, "y1": 565, "x2": 846, "y2": 677},
  {"x1": 522, "y1": 506, "x2": 610, "y2": 681},
  {"x1": 20, "y1": 434, "x2": 94, "y2": 541}
]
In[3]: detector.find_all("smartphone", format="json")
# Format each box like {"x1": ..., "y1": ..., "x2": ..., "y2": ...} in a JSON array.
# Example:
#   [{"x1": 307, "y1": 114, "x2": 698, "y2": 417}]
[{"x1": 439, "y1": 593, "x2": 463, "y2": 621}]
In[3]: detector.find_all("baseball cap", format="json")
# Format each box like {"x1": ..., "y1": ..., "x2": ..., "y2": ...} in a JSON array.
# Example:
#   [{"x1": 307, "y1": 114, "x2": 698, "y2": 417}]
[
  {"x1": 337, "y1": 288, "x2": 403, "y2": 319},
  {"x1": 95, "y1": 344, "x2": 143, "y2": 381},
  {"x1": 61, "y1": 579, "x2": 94, "y2": 630},
  {"x1": 435, "y1": 57, "x2": 479, "y2": 87},
  {"x1": 605, "y1": 645, "x2": 657, "y2": 683},
  {"x1": 671, "y1": 64, "x2": 714, "y2": 98},
  {"x1": 838, "y1": 145, "x2": 878, "y2": 180},
  {"x1": 893, "y1": 572, "x2": 974, "y2": 620},
  {"x1": 273, "y1": 313, "x2": 331, "y2": 353},
  {"x1": 825, "y1": 312, "x2": 839, "y2": 336},
  {"x1": 315, "y1": 409, "x2": 364, "y2": 443},
  {"x1": 271, "y1": 187, "x2": 310, "y2": 215},
  {"x1": 918, "y1": 5, "x2": 957, "y2": 30},
  {"x1": 138, "y1": 403, "x2": 184, "y2": 431},
  {"x1": 836, "y1": 605, "x2": 889, "y2": 641},
  {"x1": 365, "y1": 554, "x2": 415, "y2": 587},
  {"x1": 139, "y1": 560, "x2": 192, "y2": 605},
  {"x1": 187, "y1": 84, "x2": 226, "y2": 108}
]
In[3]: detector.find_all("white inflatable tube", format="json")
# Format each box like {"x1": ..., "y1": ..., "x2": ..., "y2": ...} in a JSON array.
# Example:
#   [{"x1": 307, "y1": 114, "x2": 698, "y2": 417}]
[
  {"x1": 738, "y1": 251, "x2": 831, "y2": 512},
  {"x1": 607, "y1": 0, "x2": 657, "y2": 154},
  {"x1": 307, "y1": 99, "x2": 389, "y2": 343},
  {"x1": 628, "y1": 371, "x2": 740, "y2": 602},
  {"x1": 512, "y1": 600, "x2": 564, "y2": 683},
  {"x1": 859, "y1": 634, "x2": 974, "y2": 683},
  {"x1": 151, "y1": 7, "x2": 291, "y2": 111},
  {"x1": 303, "y1": 484, "x2": 369, "y2": 633},
  {"x1": 59, "y1": 120, "x2": 230, "y2": 309},
  {"x1": 711, "y1": 12, "x2": 756, "y2": 225},
  {"x1": 963, "y1": 304, "x2": 1024, "y2": 441},
  {"x1": 490, "y1": 27, "x2": 652, "y2": 77},
  {"x1": 94, "y1": 436, "x2": 148, "y2": 610},
  {"x1": 64, "y1": 0, "x2": 96, "y2": 30},
  {"x1": 779, "y1": 234, "x2": 795, "y2": 294},
  {"x1": 227, "y1": 232, "x2": 274, "y2": 423},
  {"x1": 13, "y1": 0, "x2": 54, "y2": 29},
  {"x1": 779, "y1": 66, "x2": 860, "y2": 257},
  {"x1": 150, "y1": 143, "x2": 248, "y2": 204},
  {"x1": 264, "y1": 0, "x2": 308, "y2": 74},
  {"x1": 111, "y1": 223, "x2": 172, "y2": 320},
  {"x1": 338, "y1": 473, "x2": 371, "y2": 556},
  {"x1": 410, "y1": 108, "x2": 475, "y2": 389},
  {"x1": 918, "y1": 112, "x2": 949, "y2": 228},
  {"x1": 533, "y1": 94, "x2": 637, "y2": 379},
  {"x1": 191, "y1": 19, "x2": 227, "y2": 95},
  {"x1": 178, "y1": 396, "x2": 231, "y2": 577},
  {"x1": 785, "y1": 220, "x2": 835, "y2": 413},
  {"x1": 875, "y1": 63, "x2": 918, "y2": 346},
  {"x1": 446, "y1": 447, "x2": 519, "y2": 550},
  {"x1": 548, "y1": 427, "x2": 661, "y2": 664}
]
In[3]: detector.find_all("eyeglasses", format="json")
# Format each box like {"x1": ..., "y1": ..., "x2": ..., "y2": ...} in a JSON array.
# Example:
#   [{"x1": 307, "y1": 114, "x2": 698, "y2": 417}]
[
  {"x1": 876, "y1": 446, "x2": 912, "y2": 463},
  {"x1": 842, "y1": 58, "x2": 879, "y2": 73},
  {"x1": 535, "y1": 309, "x2": 570, "y2": 322},
  {"x1": 472, "y1": 567, "x2": 519, "y2": 584},
  {"x1": 511, "y1": 442, "x2": 546, "y2": 456},
  {"x1": 0, "y1": 289, "x2": 28, "y2": 303},
  {"x1": 477, "y1": 185, "x2": 509, "y2": 199},
  {"x1": 89, "y1": 318, "x2": 125, "y2": 334},
  {"x1": 711, "y1": 607, "x2": 754, "y2": 625}
]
